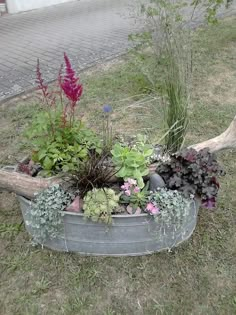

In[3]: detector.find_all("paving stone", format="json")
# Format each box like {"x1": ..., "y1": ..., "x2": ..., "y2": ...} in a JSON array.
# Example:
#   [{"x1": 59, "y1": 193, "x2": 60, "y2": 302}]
[
  {"x1": 0, "y1": 0, "x2": 137, "y2": 101},
  {"x1": 0, "y1": 0, "x2": 235, "y2": 101}
]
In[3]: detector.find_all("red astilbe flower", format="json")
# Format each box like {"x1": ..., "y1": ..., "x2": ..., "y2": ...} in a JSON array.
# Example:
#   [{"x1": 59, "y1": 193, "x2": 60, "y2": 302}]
[
  {"x1": 36, "y1": 59, "x2": 56, "y2": 107},
  {"x1": 36, "y1": 59, "x2": 49, "y2": 100},
  {"x1": 60, "y1": 53, "x2": 83, "y2": 108}
]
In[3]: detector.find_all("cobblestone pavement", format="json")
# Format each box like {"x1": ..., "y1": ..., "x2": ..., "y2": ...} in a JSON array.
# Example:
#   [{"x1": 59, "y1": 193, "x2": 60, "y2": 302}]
[
  {"x1": 0, "y1": 0, "x2": 137, "y2": 101},
  {"x1": 0, "y1": 0, "x2": 235, "y2": 102}
]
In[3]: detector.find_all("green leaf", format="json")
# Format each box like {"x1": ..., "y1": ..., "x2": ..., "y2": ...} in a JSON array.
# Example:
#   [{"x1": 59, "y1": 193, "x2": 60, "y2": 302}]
[
  {"x1": 141, "y1": 169, "x2": 149, "y2": 176},
  {"x1": 133, "y1": 169, "x2": 142, "y2": 179},
  {"x1": 117, "y1": 167, "x2": 127, "y2": 178},
  {"x1": 38, "y1": 151, "x2": 47, "y2": 161},
  {"x1": 137, "y1": 177, "x2": 145, "y2": 189},
  {"x1": 96, "y1": 147, "x2": 102, "y2": 155},
  {"x1": 62, "y1": 165, "x2": 70, "y2": 172},
  {"x1": 143, "y1": 149, "x2": 154, "y2": 157},
  {"x1": 43, "y1": 157, "x2": 54, "y2": 170}
]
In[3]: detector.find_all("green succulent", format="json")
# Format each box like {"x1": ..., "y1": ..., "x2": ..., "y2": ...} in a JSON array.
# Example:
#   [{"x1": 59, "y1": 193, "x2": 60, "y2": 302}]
[
  {"x1": 83, "y1": 188, "x2": 120, "y2": 224},
  {"x1": 111, "y1": 140, "x2": 153, "y2": 188}
]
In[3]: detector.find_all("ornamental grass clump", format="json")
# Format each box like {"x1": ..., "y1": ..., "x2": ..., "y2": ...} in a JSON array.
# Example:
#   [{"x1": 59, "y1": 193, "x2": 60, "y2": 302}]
[{"x1": 129, "y1": 0, "x2": 192, "y2": 153}]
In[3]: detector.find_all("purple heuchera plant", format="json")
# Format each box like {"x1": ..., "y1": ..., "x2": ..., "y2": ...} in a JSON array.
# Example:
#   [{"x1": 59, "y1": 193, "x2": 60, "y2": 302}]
[
  {"x1": 36, "y1": 59, "x2": 56, "y2": 107},
  {"x1": 157, "y1": 148, "x2": 225, "y2": 209}
]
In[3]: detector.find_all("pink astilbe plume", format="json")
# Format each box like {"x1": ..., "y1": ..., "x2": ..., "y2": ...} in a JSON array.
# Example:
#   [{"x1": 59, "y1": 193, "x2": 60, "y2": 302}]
[
  {"x1": 36, "y1": 59, "x2": 49, "y2": 100},
  {"x1": 60, "y1": 53, "x2": 83, "y2": 108},
  {"x1": 36, "y1": 59, "x2": 56, "y2": 107}
]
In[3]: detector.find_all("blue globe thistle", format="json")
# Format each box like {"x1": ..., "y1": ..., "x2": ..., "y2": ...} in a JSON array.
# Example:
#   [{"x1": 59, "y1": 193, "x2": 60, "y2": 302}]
[{"x1": 103, "y1": 104, "x2": 112, "y2": 113}]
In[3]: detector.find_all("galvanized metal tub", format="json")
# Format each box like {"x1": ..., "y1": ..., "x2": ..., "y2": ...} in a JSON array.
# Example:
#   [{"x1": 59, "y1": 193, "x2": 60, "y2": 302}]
[{"x1": 18, "y1": 195, "x2": 199, "y2": 256}]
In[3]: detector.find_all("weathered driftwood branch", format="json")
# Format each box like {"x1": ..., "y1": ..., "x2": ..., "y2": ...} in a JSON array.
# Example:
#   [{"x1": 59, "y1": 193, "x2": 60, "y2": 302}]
[
  {"x1": 0, "y1": 170, "x2": 60, "y2": 199},
  {"x1": 0, "y1": 116, "x2": 235, "y2": 198},
  {"x1": 190, "y1": 115, "x2": 236, "y2": 153}
]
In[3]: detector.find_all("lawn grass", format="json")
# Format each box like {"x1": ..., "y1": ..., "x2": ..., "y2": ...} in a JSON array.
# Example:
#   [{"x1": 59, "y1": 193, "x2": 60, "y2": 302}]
[{"x1": 0, "y1": 17, "x2": 236, "y2": 315}]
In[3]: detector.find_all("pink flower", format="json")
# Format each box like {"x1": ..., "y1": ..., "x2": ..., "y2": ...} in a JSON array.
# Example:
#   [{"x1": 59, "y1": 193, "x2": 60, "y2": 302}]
[
  {"x1": 146, "y1": 203, "x2": 154, "y2": 211},
  {"x1": 121, "y1": 182, "x2": 130, "y2": 191},
  {"x1": 150, "y1": 206, "x2": 160, "y2": 215},
  {"x1": 125, "y1": 190, "x2": 131, "y2": 196},
  {"x1": 36, "y1": 59, "x2": 59, "y2": 112},
  {"x1": 36, "y1": 59, "x2": 51, "y2": 104},
  {"x1": 146, "y1": 203, "x2": 160, "y2": 215},
  {"x1": 133, "y1": 187, "x2": 140, "y2": 193},
  {"x1": 60, "y1": 53, "x2": 83, "y2": 107},
  {"x1": 127, "y1": 178, "x2": 137, "y2": 186}
]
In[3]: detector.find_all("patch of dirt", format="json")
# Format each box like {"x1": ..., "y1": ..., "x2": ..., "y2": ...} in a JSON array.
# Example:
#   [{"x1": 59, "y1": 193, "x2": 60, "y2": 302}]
[
  {"x1": 193, "y1": 41, "x2": 236, "y2": 107},
  {"x1": 203, "y1": 66, "x2": 236, "y2": 105},
  {"x1": 0, "y1": 191, "x2": 19, "y2": 213},
  {"x1": 83, "y1": 56, "x2": 125, "y2": 76}
]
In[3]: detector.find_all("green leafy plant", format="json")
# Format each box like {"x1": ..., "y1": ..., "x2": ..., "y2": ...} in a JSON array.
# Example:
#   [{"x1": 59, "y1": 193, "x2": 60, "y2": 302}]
[
  {"x1": 156, "y1": 148, "x2": 224, "y2": 208},
  {"x1": 120, "y1": 178, "x2": 149, "y2": 213},
  {"x1": 191, "y1": 0, "x2": 233, "y2": 24},
  {"x1": 25, "y1": 54, "x2": 102, "y2": 176},
  {"x1": 27, "y1": 116, "x2": 101, "y2": 175},
  {"x1": 111, "y1": 137, "x2": 153, "y2": 188},
  {"x1": 25, "y1": 184, "x2": 73, "y2": 244},
  {"x1": 83, "y1": 188, "x2": 120, "y2": 224},
  {"x1": 148, "y1": 188, "x2": 192, "y2": 227}
]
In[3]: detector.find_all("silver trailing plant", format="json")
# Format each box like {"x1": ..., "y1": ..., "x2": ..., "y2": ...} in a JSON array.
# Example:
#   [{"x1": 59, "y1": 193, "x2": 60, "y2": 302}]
[
  {"x1": 149, "y1": 188, "x2": 193, "y2": 228},
  {"x1": 25, "y1": 184, "x2": 73, "y2": 245}
]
